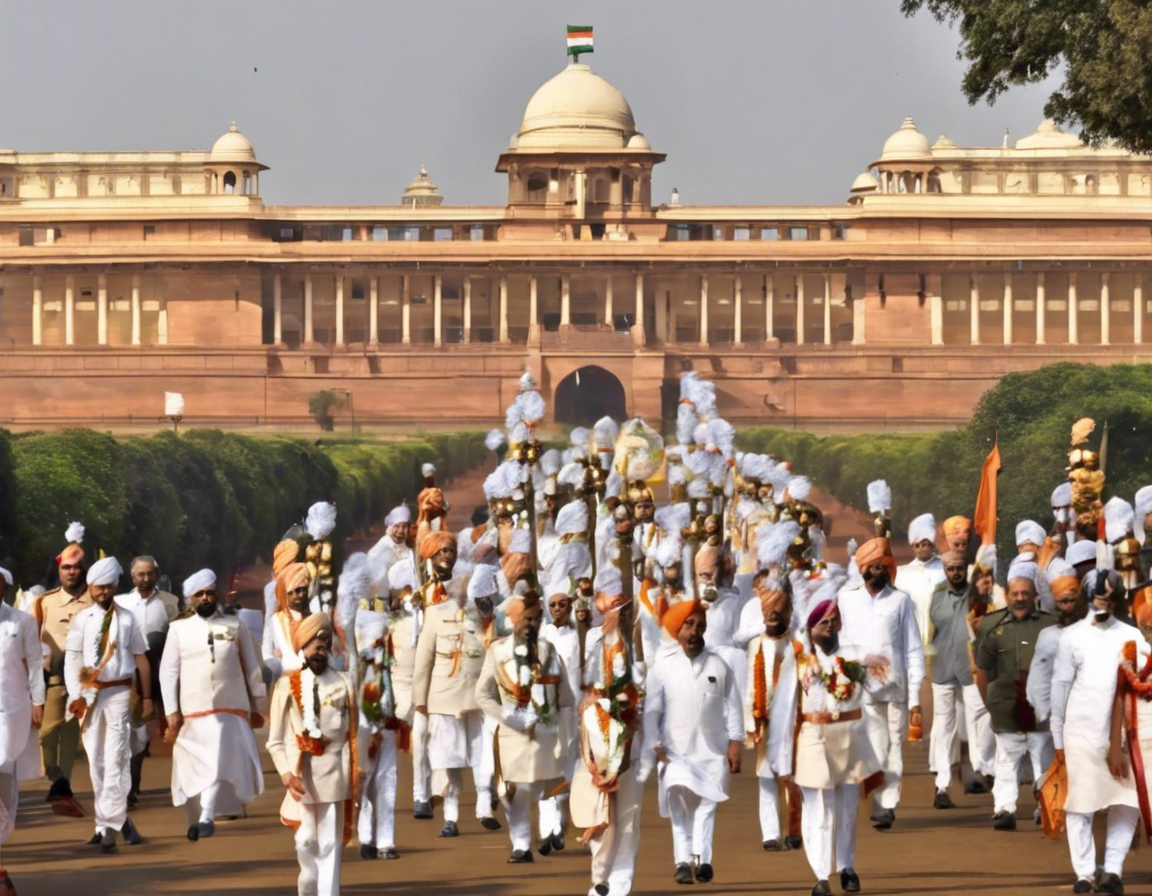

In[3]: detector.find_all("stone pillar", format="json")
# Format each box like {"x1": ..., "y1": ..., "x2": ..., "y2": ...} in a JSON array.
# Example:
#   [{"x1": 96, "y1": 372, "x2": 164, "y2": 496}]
[
  {"x1": 334, "y1": 275, "x2": 345, "y2": 345},
  {"x1": 852, "y1": 275, "x2": 865, "y2": 345},
  {"x1": 157, "y1": 300, "x2": 168, "y2": 345},
  {"x1": 822, "y1": 272, "x2": 832, "y2": 345},
  {"x1": 499, "y1": 275, "x2": 509, "y2": 343},
  {"x1": 795, "y1": 274, "x2": 805, "y2": 345},
  {"x1": 132, "y1": 274, "x2": 142, "y2": 346},
  {"x1": 969, "y1": 275, "x2": 980, "y2": 345},
  {"x1": 765, "y1": 274, "x2": 774, "y2": 341},
  {"x1": 1068, "y1": 271, "x2": 1078, "y2": 345},
  {"x1": 272, "y1": 273, "x2": 283, "y2": 345},
  {"x1": 433, "y1": 274, "x2": 443, "y2": 347},
  {"x1": 65, "y1": 275, "x2": 75, "y2": 346},
  {"x1": 699, "y1": 274, "x2": 709, "y2": 345},
  {"x1": 1036, "y1": 271, "x2": 1046, "y2": 345},
  {"x1": 1100, "y1": 271, "x2": 1111, "y2": 346},
  {"x1": 1136, "y1": 273, "x2": 1144, "y2": 345},
  {"x1": 560, "y1": 274, "x2": 571, "y2": 327},
  {"x1": 368, "y1": 276, "x2": 379, "y2": 346},
  {"x1": 927, "y1": 274, "x2": 943, "y2": 345},
  {"x1": 401, "y1": 275, "x2": 411, "y2": 345},
  {"x1": 97, "y1": 273, "x2": 108, "y2": 345},
  {"x1": 604, "y1": 275, "x2": 614, "y2": 328},
  {"x1": 463, "y1": 277, "x2": 472, "y2": 343},
  {"x1": 529, "y1": 276, "x2": 538, "y2": 328},
  {"x1": 304, "y1": 274, "x2": 314, "y2": 344},
  {"x1": 733, "y1": 276, "x2": 743, "y2": 346},
  {"x1": 1002, "y1": 271, "x2": 1013, "y2": 345},
  {"x1": 634, "y1": 272, "x2": 644, "y2": 334},
  {"x1": 32, "y1": 275, "x2": 42, "y2": 346}
]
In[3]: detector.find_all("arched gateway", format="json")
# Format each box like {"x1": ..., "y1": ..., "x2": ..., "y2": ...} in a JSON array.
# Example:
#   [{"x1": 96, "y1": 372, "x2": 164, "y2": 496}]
[{"x1": 553, "y1": 365, "x2": 627, "y2": 425}]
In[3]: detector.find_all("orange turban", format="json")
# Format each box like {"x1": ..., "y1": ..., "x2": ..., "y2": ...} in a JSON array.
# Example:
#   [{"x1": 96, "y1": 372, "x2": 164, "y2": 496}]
[
  {"x1": 1050, "y1": 575, "x2": 1081, "y2": 601},
  {"x1": 272, "y1": 539, "x2": 299, "y2": 576},
  {"x1": 59, "y1": 543, "x2": 84, "y2": 566},
  {"x1": 855, "y1": 537, "x2": 897, "y2": 581},
  {"x1": 292, "y1": 611, "x2": 331, "y2": 653},
  {"x1": 942, "y1": 516, "x2": 972, "y2": 540},
  {"x1": 501, "y1": 552, "x2": 532, "y2": 586},
  {"x1": 594, "y1": 591, "x2": 627, "y2": 616},
  {"x1": 758, "y1": 586, "x2": 790, "y2": 619},
  {"x1": 503, "y1": 592, "x2": 541, "y2": 626},
  {"x1": 420, "y1": 530, "x2": 457, "y2": 560},
  {"x1": 661, "y1": 599, "x2": 706, "y2": 638},
  {"x1": 275, "y1": 562, "x2": 311, "y2": 614},
  {"x1": 1134, "y1": 588, "x2": 1152, "y2": 630}
]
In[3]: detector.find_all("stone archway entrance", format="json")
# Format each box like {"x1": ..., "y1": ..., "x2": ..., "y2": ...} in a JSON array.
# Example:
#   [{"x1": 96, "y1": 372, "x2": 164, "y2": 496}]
[{"x1": 553, "y1": 365, "x2": 627, "y2": 425}]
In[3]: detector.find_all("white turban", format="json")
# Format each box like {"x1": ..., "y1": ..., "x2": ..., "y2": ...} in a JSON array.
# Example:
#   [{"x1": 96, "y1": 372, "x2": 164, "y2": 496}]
[
  {"x1": 1051, "y1": 483, "x2": 1072, "y2": 508},
  {"x1": 555, "y1": 500, "x2": 588, "y2": 536},
  {"x1": 86, "y1": 556, "x2": 123, "y2": 587},
  {"x1": 182, "y1": 568, "x2": 217, "y2": 599},
  {"x1": 1066, "y1": 540, "x2": 1097, "y2": 567},
  {"x1": 1015, "y1": 520, "x2": 1046, "y2": 548},
  {"x1": 385, "y1": 505, "x2": 411, "y2": 527},
  {"x1": 1006, "y1": 559, "x2": 1039, "y2": 585},
  {"x1": 0, "y1": 567, "x2": 11, "y2": 587},
  {"x1": 388, "y1": 560, "x2": 417, "y2": 593},
  {"x1": 467, "y1": 564, "x2": 500, "y2": 601},
  {"x1": 907, "y1": 513, "x2": 937, "y2": 546}
]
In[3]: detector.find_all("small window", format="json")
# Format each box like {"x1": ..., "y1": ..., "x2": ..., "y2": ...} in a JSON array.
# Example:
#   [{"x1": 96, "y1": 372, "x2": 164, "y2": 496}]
[
  {"x1": 351, "y1": 282, "x2": 365, "y2": 301},
  {"x1": 760, "y1": 226, "x2": 779, "y2": 241},
  {"x1": 372, "y1": 226, "x2": 388, "y2": 241},
  {"x1": 342, "y1": 226, "x2": 354, "y2": 242},
  {"x1": 280, "y1": 227, "x2": 296, "y2": 240},
  {"x1": 712, "y1": 227, "x2": 725, "y2": 241},
  {"x1": 387, "y1": 226, "x2": 406, "y2": 241},
  {"x1": 470, "y1": 225, "x2": 485, "y2": 241},
  {"x1": 831, "y1": 224, "x2": 849, "y2": 240},
  {"x1": 404, "y1": 226, "x2": 420, "y2": 242},
  {"x1": 80, "y1": 289, "x2": 93, "y2": 298},
  {"x1": 143, "y1": 224, "x2": 156, "y2": 236},
  {"x1": 434, "y1": 228, "x2": 453, "y2": 242},
  {"x1": 18, "y1": 227, "x2": 32, "y2": 247},
  {"x1": 788, "y1": 227, "x2": 809, "y2": 241},
  {"x1": 526, "y1": 173, "x2": 548, "y2": 202},
  {"x1": 734, "y1": 227, "x2": 750, "y2": 241}
]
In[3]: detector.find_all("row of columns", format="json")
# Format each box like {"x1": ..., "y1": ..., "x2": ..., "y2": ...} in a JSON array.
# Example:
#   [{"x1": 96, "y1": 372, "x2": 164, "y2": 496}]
[
  {"x1": 929, "y1": 271, "x2": 1144, "y2": 346},
  {"x1": 31, "y1": 274, "x2": 166, "y2": 346},
  {"x1": 698, "y1": 271, "x2": 842, "y2": 346}
]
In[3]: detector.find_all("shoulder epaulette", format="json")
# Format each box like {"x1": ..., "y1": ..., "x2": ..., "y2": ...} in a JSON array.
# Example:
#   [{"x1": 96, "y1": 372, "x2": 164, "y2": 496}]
[{"x1": 173, "y1": 607, "x2": 196, "y2": 621}]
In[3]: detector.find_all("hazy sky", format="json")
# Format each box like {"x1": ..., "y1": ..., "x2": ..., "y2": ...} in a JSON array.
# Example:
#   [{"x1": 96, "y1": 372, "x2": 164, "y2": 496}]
[{"x1": 0, "y1": 1, "x2": 1062, "y2": 208}]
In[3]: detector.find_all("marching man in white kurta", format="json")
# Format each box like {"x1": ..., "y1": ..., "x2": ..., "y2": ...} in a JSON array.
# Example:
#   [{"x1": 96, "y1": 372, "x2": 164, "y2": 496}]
[
  {"x1": 265, "y1": 559, "x2": 313, "y2": 681},
  {"x1": 0, "y1": 566, "x2": 45, "y2": 896},
  {"x1": 160, "y1": 569, "x2": 266, "y2": 842},
  {"x1": 1051, "y1": 571, "x2": 1148, "y2": 895},
  {"x1": 64, "y1": 557, "x2": 151, "y2": 852},
  {"x1": 640, "y1": 599, "x2": 743, "y2": 886}
]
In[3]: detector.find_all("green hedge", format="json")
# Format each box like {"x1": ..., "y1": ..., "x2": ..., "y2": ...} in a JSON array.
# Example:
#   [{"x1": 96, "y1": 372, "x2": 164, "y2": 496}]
[
  {"x1": 6, "y1": 429, "x2": 488, "y2": 589},
  {"x1": 737, "y1": 363, "x2": 1152, "y2": 573}
]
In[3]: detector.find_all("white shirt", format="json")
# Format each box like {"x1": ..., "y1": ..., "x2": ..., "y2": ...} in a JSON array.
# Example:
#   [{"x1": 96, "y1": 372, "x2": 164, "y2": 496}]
[
  {"x1": 367, "y1": 534, "x2": 412, "y2": 576},
  {"x1": 0, "y1": 603, "x2": 45, "y2": 764},
  {"x1": 64, "y1": 603, "x2": 147, "y2": 698},
  {"x1": 541, "y1": 621, "x2": 581, "y2": 701},
  {"x1": 894, "y1": 556, "x2": 945, "y2": 648},
  {"x1": 1025, "y1": 623, "x2": 1065, "y2": 722},
  {"x1": 836, "y1": 582, "x2": 925, "y2": 704},
  {"x1": 115, "y1": 589, "x2": 174, "y2": 640}
]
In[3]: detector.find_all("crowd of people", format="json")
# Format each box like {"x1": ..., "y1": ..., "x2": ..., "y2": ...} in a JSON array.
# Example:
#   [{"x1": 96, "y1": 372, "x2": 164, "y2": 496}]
[{"x1": 1, "y1": 371, "x2": 1151, "y2": 896}]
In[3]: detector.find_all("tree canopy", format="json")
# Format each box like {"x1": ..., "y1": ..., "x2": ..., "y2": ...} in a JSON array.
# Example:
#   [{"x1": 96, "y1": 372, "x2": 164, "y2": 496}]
[{"x1": 902, "y1": 0, "x2": 1152, "y2": 153}]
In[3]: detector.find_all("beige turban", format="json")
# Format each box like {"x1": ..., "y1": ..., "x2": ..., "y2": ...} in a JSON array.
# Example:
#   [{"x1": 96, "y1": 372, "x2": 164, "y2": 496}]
[
  {"x1": 59, "y1": 543, "x2": 85, "y2": 566},
  {"x1": 942, "y1": 516, "x2": 972, "y2": 541},
  {"x1": 501, "y1": 552, "x2": 533, "y2": 587},
  {"x1": 504, "y1": 591, "x2": 541, "y2": 626},
  {"x1": 272, "y1": 539, "x2": 300, "y2": 577},
  {"x1": 275, "y1": 562, "x2": 311, "y2": 614},
  {"x1": 292, "y1": 611, "x2": 331, "y2": 653},
  {"x1": 855, "y1": 537, "x2": 896, "y2": 581},
  {"x1": 420, "y1": 530, "x2": 457, "y2": 560}
]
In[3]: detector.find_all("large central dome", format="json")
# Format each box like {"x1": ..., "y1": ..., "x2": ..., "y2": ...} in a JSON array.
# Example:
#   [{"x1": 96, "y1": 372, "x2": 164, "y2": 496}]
[{"x1": 514, "y1": 63, "x2": 639, "y2": 150}]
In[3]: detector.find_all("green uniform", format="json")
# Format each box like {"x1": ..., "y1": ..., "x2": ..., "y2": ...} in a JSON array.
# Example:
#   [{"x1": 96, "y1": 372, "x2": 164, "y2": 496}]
[{"x1": 975, "y1": 607, "x2": 1056, "y2": 734}]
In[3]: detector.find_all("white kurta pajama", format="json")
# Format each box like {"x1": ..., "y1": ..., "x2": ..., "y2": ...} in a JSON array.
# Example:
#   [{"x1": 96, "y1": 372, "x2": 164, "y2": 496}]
[
  {"x1": 159, "y1": 610, "x2": 266, "y2": 824},
  {"x1": 0, "y1": 603, "x2": 45, "y2": 858},
  {"x1": 703, "y1": 587, "x2": 753, "y2": 697},
  {"x1": 390, "y1": 611, "x2": 430, "y2": 807},
  {"x1": 640, "y1": 647, "x2": 743, "y2": 867},
  {"x1": 539, "y1": 621, "x2": 581, "y2": 841},
  {"x1": 1051, "y1": 616, "x2": 1148, "y2": 882},
  {"x1": 64, "y1": 604, "x2": 147, "y2": 835},
  {"x1": 743, "y1": 633, "x2": 801, "y2": 843},
  {"x1": 115, "y1": 588, "x2": 176, "y2": 755}
]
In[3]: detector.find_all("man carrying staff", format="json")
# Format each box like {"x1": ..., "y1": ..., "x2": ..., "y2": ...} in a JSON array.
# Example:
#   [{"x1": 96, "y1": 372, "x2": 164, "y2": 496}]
[
  {"x1": 63, "y1": 557, "x2": 149, "y2": 852},
  {"x1": 160, "y1": 569, "x2": 266, "y2": 842}
]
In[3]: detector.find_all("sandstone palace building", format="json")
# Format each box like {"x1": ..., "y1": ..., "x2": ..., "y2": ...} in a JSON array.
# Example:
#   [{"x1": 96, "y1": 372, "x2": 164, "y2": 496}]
[{"x1": 2, "y1": 57, "x2": 1151, "y2": 428}]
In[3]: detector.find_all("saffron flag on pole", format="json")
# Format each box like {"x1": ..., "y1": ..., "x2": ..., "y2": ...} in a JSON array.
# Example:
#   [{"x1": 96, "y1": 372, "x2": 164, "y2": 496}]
[
  {"x1": 567, "y1": 25, "x2": 594, "y2": 56},
  {"x1": 973, "y1": 438, "x2": 1002, "y2": 546}
]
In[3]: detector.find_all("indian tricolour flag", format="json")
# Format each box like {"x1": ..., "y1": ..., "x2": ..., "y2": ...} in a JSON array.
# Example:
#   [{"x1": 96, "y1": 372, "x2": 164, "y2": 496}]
[{"x1": 567, "y1": 25, "x2": 593, "y2": 57}]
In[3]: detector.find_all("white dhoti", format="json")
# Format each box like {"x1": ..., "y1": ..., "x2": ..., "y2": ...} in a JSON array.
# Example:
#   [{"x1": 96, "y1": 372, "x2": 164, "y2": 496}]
[
  {"x1": 427, "y1": 711, "x2": 492, "y2": 822},
  {"x1": 800, "y1": 784, "x2": 860, "y2": 881},
  {"x1": 171, "y1": 713, "x2": 263, "y2": 824},
  {"x1": 295, "y1": 800, "x2": 342, "y2": 896},
  {"x1": 666, "y1": 785, "x2": 717, "y2": 866},
  {"x1": 862, "y1": 700, "x2": 907, "y2": 810},
  {"x1": 82, "y1": 687, "x2": 133, "y2": 833},
  {"x1": 357, "y1": 725, "x2": 398, "y2": 850}
]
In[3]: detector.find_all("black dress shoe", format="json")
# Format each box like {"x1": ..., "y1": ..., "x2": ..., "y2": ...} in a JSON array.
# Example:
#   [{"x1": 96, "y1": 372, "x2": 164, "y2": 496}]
[
  {"x1": 695, "y1": 863, "x2": 714, "y2": 883},
  {"x1": 673, "y1": 863, "x2": 695, "y2": 885},
  {"x1": 549, "y1": 833, "x2": 565, "y2": 852},
  {"x1": 196, "y1": 820, "x2": 215, "y2": 839},
  {"x1": 186, "y1": 824, "x2": 199, "y2": 842},
  {"x1": 413, "y1": 800, "x2": 433, "y2": 819},
  {"x1": 126, "y1": 791, "x2": 138, "y2": 809},
  {"x1": 1096, "y1": 872, "x2": 1124, "y2": 895},
  {"x1": 763, "y1": 839, "x2": 783, "y2": 851},
  {"x1": 480, "y1": 815, "x2": 502, "y2": 831},
  {"x1": 438, "y1": 821, "x2": 459, "y2": 838},
  {"x1": 841, "y1": 868, "x2": 861, "y2": 893},
  {"x1": 100, "y1": 830, "x2": 117, "y2": 853},
  {"x1": 993, "y1": 811, "x2": 1016, "y2": 830},
  {"x1": 784, "y1": 835, "x2": 803, "y2": 850},
  {"x1": 871, "y1": 808, "x2": 895, "y2": 830},
  {"x1": 381, "y1": 847, "x2": 400, "y2": 860},
  {"x1": 120, "y1": 817, "x2": 143, "y2": 845},
  {"x1": 1072, "y1": 879, "x2": 1094, "y2": 894},
  {"x1": 538, "y1": 838, "x2": 552, "y2": 856},
  {"x1": 48, "y1": 777, "x2": 75, "y2": 801},
  {"x1": 87, "y1": 832, "x2": 103, "y2": 846},
  {"x1": 360, "y1": 844, "x2": 378, "y2": 860},
  {"x1": 811, "y1": 882, "x2": 832, "y2": 896},
  {"x1": 933, "y1": 790, "x2": 955, "y2": 809},
  {"x1": 594, "y1": 885, "x2": 610, "y2": 896},
  {"x1": 507, "y1": 849, "x2": 534, "y2": 863}
]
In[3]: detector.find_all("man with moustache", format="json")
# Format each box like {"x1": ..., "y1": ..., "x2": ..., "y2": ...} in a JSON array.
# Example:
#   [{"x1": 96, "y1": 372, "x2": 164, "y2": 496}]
[
  {"x1": 367, "y1": 505, "x2": 413, "y2": 575},
  {"x1": 538, "y1": 577, "x2": 581, "y2": 855},
  {"x1": 640, "y1": 600, "x2": 743, "y2": 885},
  {"x1": 63, "y1": 557, "x2": 149, "y2": 851},
  {"x1": 975, "y1": 560, "x2": 1056, "y2": 831},
  {"x1": 836, "y1": 538, "x2": 923, "y2": 831},
  {"x1": 1026, "y1": 560, "x2": 1085, "y2": 725},
  {"x1": 160, "y1": 569, "x2": 266, "y2": 842}
]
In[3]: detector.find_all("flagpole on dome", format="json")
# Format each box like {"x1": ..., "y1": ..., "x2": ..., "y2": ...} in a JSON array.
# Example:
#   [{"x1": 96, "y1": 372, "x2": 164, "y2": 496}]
[{"x1": 566, "y1": 24, "x2": 594, "y2": 64}]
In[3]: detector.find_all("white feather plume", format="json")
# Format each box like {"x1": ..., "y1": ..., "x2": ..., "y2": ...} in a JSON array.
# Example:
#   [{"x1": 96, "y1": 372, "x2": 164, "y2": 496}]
[
  {"x1": 569, "y1": 427, "x2": 590, "y2": 448},
  {"x1": 676, "y1": 402, "x2": 698, "y2": 446},
  {"x1": 866, "y1": 480, "x2": 891, "y2": 514},
  {"x1": 517, "y1": 390, "x2": 546, "y2": 426},
  {"x1": 305, "y1": 502, "x2": 337, "y2": 540},
  {"x1": 707, "y1": 418, "x2": 735, "y2": 458},
  {"x1": 1104, "y1": 496, "x2": 1136, "y2": 544},
  {"x1": 593, "y1": 416, "x2": 619, "y2": 449},
  {"x1": 558, "y1": 461, "x2": 584, "y2": 490},
  {"x1": 654, "y1": 537, "x2": 684, "y2": 568},
  {"x1": 65, "y1": 521, "x2": 85, "y2": 544},
  {"x1": 540, "y1": 449, "x2": 561, "y2": 477},
  {"x1": 654, "y1": 503, "x2": 692, "y2": 535},
  {"x1": 785, "y1": 476, "x2": 811, "y2": 502},
  {"x1": 485, "y1": 429, "x2": 506, "y2": 452},
  {"x1": 336, "y1": 552, "x2": 371, "y2": 632},
  {"x1": 757, "y1": 520, "x2": 800, "y2": 570}
]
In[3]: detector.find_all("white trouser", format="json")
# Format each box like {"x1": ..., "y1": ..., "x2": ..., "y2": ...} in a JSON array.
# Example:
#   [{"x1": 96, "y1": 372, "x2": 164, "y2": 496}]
[
  {"x1": 82, "y1": 687, "x2": 133, "y2": 834},
  {"x1": 0, "y1": 759, "x2": 16, "y2": 858},
  {"x1": 502, "y1": 781, "x2": 543, "y2": 852},
  {"x1": 666, "y1": 785, "x2": 717, "y2": 866},
  {"x1": 295, "y1": 800, "x2": 342, "y2": 896},
  {"x1": 410, "y1": 712, "x2": 431, "y2": 804},
  {"x1": 992, "y1": 731, "x2": 1052, "y2": 814},
  {"x1": 588, "y1": 750, "x2": 643, "y2": 896},
  {"x1": 442, "y1": 766, "x2": 494, "y2": 824},
  {"x1": 357, "y1": 727, "x2": 398, "y2": 850},
  {"x1": 758, "y1": 777, "x2": 781, "y2": 842},
  {"x1": 800, "y1": 784, "x2": 860, "y2": 882},
  {"x1": 539, "y1": 792, "x2": 569, "y2": 839},
  {"x1": 1066, "y1": 806, "x2": 1140, "y2": 881},
  {"x1": 931, "y1": 682, "x2": 995, "y2": 788},
  {"x1": 962, "y1": 684, "x2": 995, "y2": 777},
  {"x1": 863, "y1": 700, "x2": 908, "y2": 810}
]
